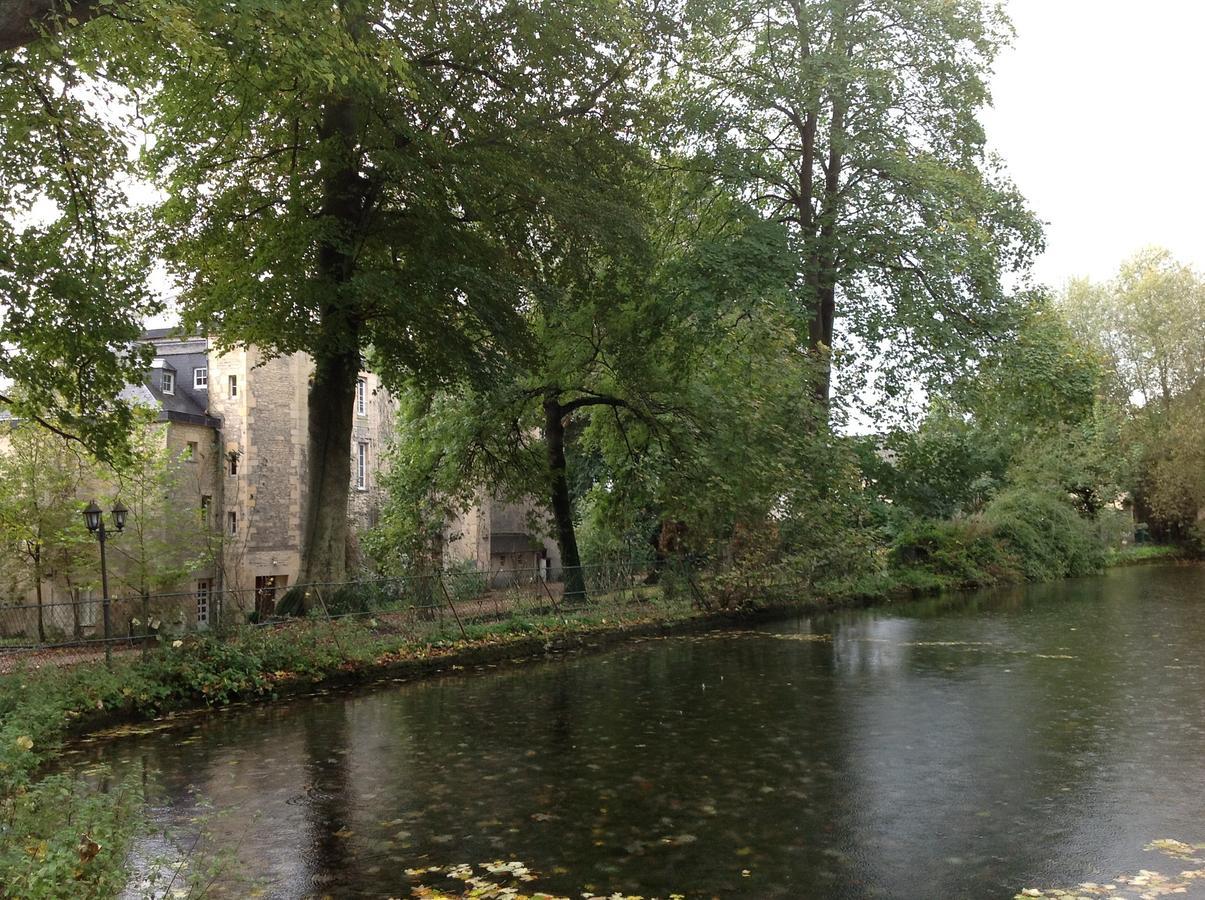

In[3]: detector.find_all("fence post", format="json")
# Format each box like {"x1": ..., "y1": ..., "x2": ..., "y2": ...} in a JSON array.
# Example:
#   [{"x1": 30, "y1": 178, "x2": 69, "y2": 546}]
[
  {"x1": 141, "y1": 589, "x2": 150, "y2": 660},
  {"x1": 437, "y1": 574, "x2": 468, "y2": 640},
  {"x1": 311, "y1": 583, "x2": 346, "y2": 655}
]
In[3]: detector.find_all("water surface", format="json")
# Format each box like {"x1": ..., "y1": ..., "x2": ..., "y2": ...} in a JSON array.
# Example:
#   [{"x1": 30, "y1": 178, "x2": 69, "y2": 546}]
[{"x1": 80, "y1": 564, "x2": 1205, "y2": 898}]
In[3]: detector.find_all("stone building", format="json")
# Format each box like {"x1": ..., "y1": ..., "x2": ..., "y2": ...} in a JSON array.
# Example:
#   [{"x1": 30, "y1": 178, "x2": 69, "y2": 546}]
[
  {"x1": 442, "y1": 493, "x2": 562, "y2": 585},
  {"x1": 145, "y1": 330, "x2": 394, "y2": 619},
  {"x1": 0, "y1": 330, "x2": 394, "y2": 638},
  {"x1": 1, "y1": 327, "x2": 568, "y2": 641}
]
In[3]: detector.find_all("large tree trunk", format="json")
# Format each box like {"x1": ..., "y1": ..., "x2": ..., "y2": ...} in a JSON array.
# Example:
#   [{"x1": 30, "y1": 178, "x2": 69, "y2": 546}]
[
  {"x1": 299, "y1": 344, "x2": 359, "y2": 590},
  {"x1": 806, "y1": 92, "x2": 846, "y2": 410},
  {"x1": 296, "y1": 84, "x2": 365, "y2": 593},
  {"x1": 543, "y1": 392, "x2": 587, "y2": 601}
]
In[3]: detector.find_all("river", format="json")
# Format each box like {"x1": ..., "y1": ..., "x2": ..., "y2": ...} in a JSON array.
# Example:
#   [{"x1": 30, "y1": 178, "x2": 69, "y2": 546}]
[{"x1": 76, "y1": 563, "x2": 1205, "y2": 898}]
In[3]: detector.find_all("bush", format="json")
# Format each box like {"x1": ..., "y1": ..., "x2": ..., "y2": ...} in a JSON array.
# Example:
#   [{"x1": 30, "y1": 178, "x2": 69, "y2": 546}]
[
  {"x1": 981, "y1": 488, "x2": 1104, "y2": 580},
  {"x1": 889, "y1": 488, "x2": 1104, "y2": 589},
  {"x1": 890, "y1": 517, "x2": 1018, "y2": 587}
]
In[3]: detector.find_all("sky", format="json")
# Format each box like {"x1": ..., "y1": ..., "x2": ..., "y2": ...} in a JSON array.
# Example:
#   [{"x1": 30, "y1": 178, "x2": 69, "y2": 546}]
[{"x1": 984, "y1": 0, "x2": 1205, "y2": 289}]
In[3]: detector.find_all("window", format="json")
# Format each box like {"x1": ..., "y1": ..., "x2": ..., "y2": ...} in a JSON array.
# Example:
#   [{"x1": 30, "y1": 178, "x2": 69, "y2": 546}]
[
  {"x1": 228, "y1": 511, "x2": 237, "y2": 535},
  {"x1": 228, "y1": 451, "x2": 239, "y2": 476},
  {"x1": 186, "y1": 441, "x2": 198, "y2": 462},
  {"x1": 200, "y1": 495, "x2": 212, "y2": 523},
  {"x1": 161, "y1": 371, "x2": 175, "y2": 395},
  {"x1": 228, "y1": 374, "x2": 238, "y2": 398},
  {"x1": 196, "y1": 580, "x2": 211, "y2": 625},
  {"x1": 357, "y1": 378, "x2": 367, "y2": 415},
  {"x1": 356, "y1": 441, "x2": 368, "y2": 490},
  {"x1": 194, "y1": 367, "x2": 208, "y2": 389}
]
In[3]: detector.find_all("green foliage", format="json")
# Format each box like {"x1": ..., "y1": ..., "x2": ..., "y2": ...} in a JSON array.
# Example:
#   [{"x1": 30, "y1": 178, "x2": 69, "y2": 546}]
[
  {"x1": 1060, "y1": 250, "x2": 1205, "y2": 543},
  {"x1": 980, "y1": 488, "x2": 1104, "y2": 581},
  {"x1": 0, "y1": 773, "x2": 142, "y2": 899},
  {"x1": 890, "y1": 489, "x2": 1105, "y2": 591},
  {"x1": 890, "y1": 517, "x2": 1018, "y2": 587},
  {"x1": 105, "y1": 415, "x2": 214, "y2": 595},
  {"x1": 871, "y1": 299, "x2": 1123, "y2": 527},
  {"x1": 1105, "y1": 543, "x2": 1184, "y2": 567},
  {"x1": 0, "y1": 420, "x2": 96, "y2": 641},
  {"x1": 675, "y1": 0, "x2": 1043, "y2": 404},
  {"x1": 0, "y1": 14, "x2": 159, "y2": 459}
]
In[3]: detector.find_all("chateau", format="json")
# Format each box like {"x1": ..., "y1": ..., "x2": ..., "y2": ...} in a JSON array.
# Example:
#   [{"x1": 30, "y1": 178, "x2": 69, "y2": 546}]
[
  {"x1": 139, "y1": 329, "x2": 396, "y2": 617},
  {"x1": 1, "y1": 329, "x2": 560, "y2": 639}
]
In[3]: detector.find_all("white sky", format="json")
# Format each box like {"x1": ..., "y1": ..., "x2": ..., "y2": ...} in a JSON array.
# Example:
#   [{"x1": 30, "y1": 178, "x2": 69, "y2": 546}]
[{"x1": 984, "y1": 0, "x2": 1205, "y2": 289}]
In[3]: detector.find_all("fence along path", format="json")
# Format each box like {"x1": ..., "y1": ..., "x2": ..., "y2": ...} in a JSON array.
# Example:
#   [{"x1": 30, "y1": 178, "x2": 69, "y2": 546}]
[{"x1": 0, "y1": 561, "x2": 661, "y2": 671}]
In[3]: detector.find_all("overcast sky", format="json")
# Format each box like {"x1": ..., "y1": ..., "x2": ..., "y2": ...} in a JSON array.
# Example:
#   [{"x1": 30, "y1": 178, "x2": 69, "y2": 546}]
[{"x1": 984, "y1": 0, "x2": 1205, "y2": 289}]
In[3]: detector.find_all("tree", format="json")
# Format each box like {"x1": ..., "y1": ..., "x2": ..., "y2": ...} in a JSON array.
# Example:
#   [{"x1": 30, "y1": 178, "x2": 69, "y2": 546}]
[
  {"x1": 676, "y1": 0, "x2": 1042, "y2": 410},
  {"x1": 873, "y1": 301, "x2": 1115, "y2": 521},
  {"x1": 370, "y1": 168, "x2": 801, "y2": 597},
  {"x1": 1061, "y1": 249, "x2": 1205, "y2": 542},
  {"x1": 102, "y1": 0, "x2": 669, "y2": 592},
  {"x1": 1062, "y1": 248, "x2": 1205, "y2": 413},
  {"x1": 103, "y1": 417, "x2": 213, "y2": 624},
  {"x1": 0, "y1": 420, "x2": 95, "y2": 642},
  {"x1": 0, "y1": 2, "x2": 158, "y2": 459},
  {"x1": 0, "y1": 1, "x2": 104, "y2": 53}
]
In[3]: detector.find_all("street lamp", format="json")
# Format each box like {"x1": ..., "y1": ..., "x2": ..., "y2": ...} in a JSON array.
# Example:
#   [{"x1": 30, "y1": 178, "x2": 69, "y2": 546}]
[{"x1": 83, "y1": 500, "x2": 126, "y2": 667}]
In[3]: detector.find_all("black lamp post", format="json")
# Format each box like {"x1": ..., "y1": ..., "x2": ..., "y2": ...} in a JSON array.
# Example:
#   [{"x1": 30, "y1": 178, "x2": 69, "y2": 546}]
[{"x1": 83, "y1": 500, "x2": 126, "y2": 666}]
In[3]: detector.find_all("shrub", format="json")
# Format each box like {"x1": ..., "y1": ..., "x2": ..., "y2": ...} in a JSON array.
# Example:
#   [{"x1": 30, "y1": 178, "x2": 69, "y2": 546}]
[
  {"x1": 981, "y1": 488, "x2": 1104, "y2": 580},
  {"x1": 890, "y1": 517, "x2": 1018, "y2": 587}
]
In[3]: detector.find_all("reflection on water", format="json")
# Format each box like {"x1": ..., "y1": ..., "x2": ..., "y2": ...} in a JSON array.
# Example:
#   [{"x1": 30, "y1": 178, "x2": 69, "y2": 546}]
[{"x1": 77, "y1": 564, "x2": 1205, "y2": 898}]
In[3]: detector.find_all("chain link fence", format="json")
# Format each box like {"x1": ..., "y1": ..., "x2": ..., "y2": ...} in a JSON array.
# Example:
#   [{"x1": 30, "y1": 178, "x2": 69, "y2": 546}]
[{"x1": 0, "y1": 560, "x2": 684, "y2": 671}]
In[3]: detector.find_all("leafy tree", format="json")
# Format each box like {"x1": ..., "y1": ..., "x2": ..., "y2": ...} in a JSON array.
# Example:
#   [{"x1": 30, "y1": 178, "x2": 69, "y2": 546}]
[
  {"x1": 0, "y1": 3, "x2": 158, "y2": 459},
  {"x1": 370, "y1": 169, "x2": 796, "y2": 597},
  {"x1": 0, "y1": 419, "x2": 95, "y2": 641},
  {"x1": 1061, "y1": 249, "x2": 1205, "y2": 541},
  {"x1": 105, "y1": 0, "x2": 670, "y2": 592},
  {"x1": 1062, "y1": 248, "x2": 1205, "y2": 413},
  {"x1": 873, "y1": 302, "x2": 1115, "y2": 521},
  {"x1": 104, "y1": 417, "x2": 213, "y2": 614},
  {"x1": 675, "y1": 0, "x2": 1043, "y2": 409}
]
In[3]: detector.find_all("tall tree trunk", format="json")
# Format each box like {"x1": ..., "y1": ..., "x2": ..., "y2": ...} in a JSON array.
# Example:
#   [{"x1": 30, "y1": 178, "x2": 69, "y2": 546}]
[
  {"x1": 543, "y1": 391, "x2": 587, "y2": 601},
  {"x1": 299, "y1": 344, "x2": 360, "y2": 591},
  {"x1": 296, "y1": 73, "x2": 366, "y2": 593},
  {"x1": 808, "y1": 89, "x2": 846, "y2": 409}
]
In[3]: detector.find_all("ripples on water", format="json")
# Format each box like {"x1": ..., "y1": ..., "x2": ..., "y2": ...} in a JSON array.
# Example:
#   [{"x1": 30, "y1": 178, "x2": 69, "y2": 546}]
[{"x1": 73, "y1": 563, "x2": 1205, "y2": 898}]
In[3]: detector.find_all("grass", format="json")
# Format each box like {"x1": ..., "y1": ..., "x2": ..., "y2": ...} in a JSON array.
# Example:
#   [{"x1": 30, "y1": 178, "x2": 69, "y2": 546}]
[{"x1": 1104, "y1": 543, "x2": 1185, "y2": 567}]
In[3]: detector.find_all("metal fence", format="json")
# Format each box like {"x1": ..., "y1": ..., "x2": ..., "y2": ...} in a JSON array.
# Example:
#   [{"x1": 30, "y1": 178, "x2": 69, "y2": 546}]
[{"x1": 0, "y1": 560, "x2": 682, "y2": 669}]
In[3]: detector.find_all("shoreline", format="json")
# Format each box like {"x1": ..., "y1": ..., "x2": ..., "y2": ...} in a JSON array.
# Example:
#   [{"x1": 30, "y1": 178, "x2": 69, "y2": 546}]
[{"x1": 1, "y1": 554, "x2": 1195, "y2": 898}]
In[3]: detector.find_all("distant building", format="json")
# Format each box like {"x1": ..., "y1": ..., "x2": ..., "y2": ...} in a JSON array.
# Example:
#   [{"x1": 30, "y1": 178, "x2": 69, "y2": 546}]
[
  {"x1": 1, "y1": 329, "x2": 563, "y2": 640},
  {"x1": 142, "y1": 330, "x2": 394, "y2": 617},
  {"x1": 0, "y1": 331, "x2": 393, "y2": 637},
  {"x1": 442, "y1": 492, "x2": 561, "y2": 584}
]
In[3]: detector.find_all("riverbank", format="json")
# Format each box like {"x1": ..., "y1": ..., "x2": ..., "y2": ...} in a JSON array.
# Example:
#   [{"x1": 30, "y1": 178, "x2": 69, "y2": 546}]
[{"x1": 1, "y1": 553, "x2": 1197, "y2": 898}]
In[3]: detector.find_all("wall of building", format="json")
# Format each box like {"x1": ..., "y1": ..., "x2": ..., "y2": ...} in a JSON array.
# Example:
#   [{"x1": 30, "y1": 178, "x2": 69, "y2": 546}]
[
  {"x1": 206, "y1": 343, "x2": 395, "y2": 615},
  {"x1": 442, "y1": 494, "x2": 561, "y2": 580}
]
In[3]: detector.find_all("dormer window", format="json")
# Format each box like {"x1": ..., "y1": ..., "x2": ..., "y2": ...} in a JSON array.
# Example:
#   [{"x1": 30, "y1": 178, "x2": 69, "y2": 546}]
[{"x1": 161, "y1": 371, "x2": 175, "y2": 395}]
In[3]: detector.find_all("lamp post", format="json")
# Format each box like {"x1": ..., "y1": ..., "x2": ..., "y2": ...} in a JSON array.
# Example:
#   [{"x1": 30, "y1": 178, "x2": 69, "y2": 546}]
[{"x1": 83, "y1": 500, "x2": 127, "y2": 667}]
